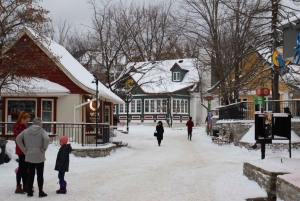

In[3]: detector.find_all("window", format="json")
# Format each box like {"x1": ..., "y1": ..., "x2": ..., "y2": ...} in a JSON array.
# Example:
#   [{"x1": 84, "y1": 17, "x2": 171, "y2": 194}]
[
  {"x1": 163, "y1": 100, "x2": 167, "y2": 113},
  {"x1": 7, "y1": 100, "x2": 36, "y2": 122},
  {"x1": 119, "y1": 104, "x2": 124, "y2": 113},
  {"x1": 172, "y1": 99, "x2": 188, "y2": 113},
  {"x1": 41, "y1": 100, "x2": 53, "y2": 132},
  {"x1": 113, "y1": 105, "x2": 116, "y2": 114},
  {"x1": 136, "y1": 100, "x2": 141, "y2": 113},
  {"x1": 145, "y1": 100, "x2": 150, "y2": 112},
  {"x1": 173, "y1": 72, "x2": 180, "y2": 81},
  {"x1": 157, "y1": 100, "x2": 162, "y2": 112},
  {"x1": 144, "y1": 99, "x2": 168, "y2": 113},
  {"x1": 150, "y1": 100, "x2": 155, "y2": 112},
  {"x1": 41, "y1": 100, "x2": 53, "y2": 122},
  {"x1": 131, "y1": 100, "x2": 136, "y2": 113},
  {"x1": 266, "y1": 97, "x2": 273, "y2": 111}
]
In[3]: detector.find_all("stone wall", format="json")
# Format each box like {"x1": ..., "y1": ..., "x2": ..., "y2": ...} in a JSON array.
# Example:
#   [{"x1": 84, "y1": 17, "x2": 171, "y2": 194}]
[
  {"x1": 243, "y1": 162, "x2": 287, "y2": 198},
  {"x1": 216, "y1": 121, "x2": 300, "y2": 150},
  {"x1": 216, "y1": 121, "x2": 254, "y2": 146},
  {"x1": 72, "y1": 144, "x2": 117, "y2": 158},
  {"x1": 277, "y1": 174, "x2": 300, "y2": 201},
  {"x1": 291, "y1": 121, "x2": 300, "y2": 137}
]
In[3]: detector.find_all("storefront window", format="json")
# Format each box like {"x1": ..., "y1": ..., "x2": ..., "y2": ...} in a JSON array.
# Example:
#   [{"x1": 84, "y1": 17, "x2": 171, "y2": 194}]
[{"x1": 7, "y1": 100, "x2": 36, "y2": 122}]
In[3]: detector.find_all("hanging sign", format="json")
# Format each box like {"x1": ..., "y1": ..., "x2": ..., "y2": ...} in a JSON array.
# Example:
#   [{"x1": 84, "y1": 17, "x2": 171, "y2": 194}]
[{"x1": 256, "y1": 88, "x2": 270, "y2": 96}]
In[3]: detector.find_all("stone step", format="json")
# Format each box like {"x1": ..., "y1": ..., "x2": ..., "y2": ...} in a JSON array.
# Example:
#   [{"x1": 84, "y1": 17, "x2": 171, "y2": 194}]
[
  {"x1": 112, "y1": 141, "x2": 122, "y2": 145},
  {"x1": 120, "y1": 143, "x2": 128, "y2": 147}
]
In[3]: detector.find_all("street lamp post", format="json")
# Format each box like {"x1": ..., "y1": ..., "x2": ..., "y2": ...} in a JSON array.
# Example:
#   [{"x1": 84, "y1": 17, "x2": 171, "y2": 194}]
[
  {"x1": 126, "y1": 93, "x2": 132, "y2": 132},
  {"x1": 92, "y1": 75, "x2": 99, "y2": 147}
]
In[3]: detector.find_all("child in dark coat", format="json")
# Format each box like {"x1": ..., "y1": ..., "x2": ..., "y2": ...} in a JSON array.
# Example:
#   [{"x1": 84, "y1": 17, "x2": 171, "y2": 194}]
[{"x1": 55, "y1": 136, "x2": 72, "y2": 194}]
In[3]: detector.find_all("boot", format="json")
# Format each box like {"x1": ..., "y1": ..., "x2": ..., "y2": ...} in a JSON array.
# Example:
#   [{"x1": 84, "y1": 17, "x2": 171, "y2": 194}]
[
  {"x1": 39, "y1": 191, "x2": 47, "y2": 197},
  {"x1": 56, "y1": 181, "x2": 67, "y2": 194},
  {"x1": 15, "y1": 184, "x2": 25, "y2": 194},
  {"x1": 22, "y1": 184, "x2": 28, "y2": 192},
  {"x1": 27, "y1": 190, "x2": 33, "y2": 197}
]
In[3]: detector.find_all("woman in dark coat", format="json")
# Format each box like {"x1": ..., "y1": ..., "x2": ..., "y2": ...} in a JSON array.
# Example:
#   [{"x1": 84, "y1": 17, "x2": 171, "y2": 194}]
[{"x1": 156, "y1": 121, "x2": 164, "y2": 146}]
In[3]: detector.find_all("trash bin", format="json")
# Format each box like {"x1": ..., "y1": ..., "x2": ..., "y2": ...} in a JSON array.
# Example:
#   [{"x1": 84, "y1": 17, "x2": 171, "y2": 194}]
[
  {"x1": 103, "y1": 126, "x2": 110, "y2": 144},
  {"x1": 0, "y1": 140, "x2": 8, "y2": 165}
]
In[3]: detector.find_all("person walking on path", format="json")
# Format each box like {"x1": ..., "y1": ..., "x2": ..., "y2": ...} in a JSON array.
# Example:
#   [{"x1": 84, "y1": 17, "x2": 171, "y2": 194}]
[
  {"x1": 205, "y1": 110, "x2": 213, "y2": 136},
  {"x1": 155, "y1": 121, "x2": 164, "y2": 146},
  {"x1": 13, "y1": 111, "x2": 31, "y2": 194},
  {"x1": 55, "y1": 136, "x2": 72, "y2": 194},
  {"x1": 186, "y1": 117, "x2": 194, "y2": 141},
  {"x1": 16, "y1": 117, "x2": 50, "y2": 198}
]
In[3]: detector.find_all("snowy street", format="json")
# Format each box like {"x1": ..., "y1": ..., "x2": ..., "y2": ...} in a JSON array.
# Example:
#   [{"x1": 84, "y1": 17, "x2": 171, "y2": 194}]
[{"x1": 1, "y1": 125, "x2": 282, "y2": 201}]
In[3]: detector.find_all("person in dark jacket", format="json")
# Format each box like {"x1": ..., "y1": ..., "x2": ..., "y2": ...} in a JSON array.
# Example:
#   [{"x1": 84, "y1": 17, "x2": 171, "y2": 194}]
[
  {"x1": 55, "y1": 136, "x2": 72, "y2": 194},
  {"x1": 13, "y1": 111, "x2": 31, "y2": 194},
  {"x1": 186, "y1": 117, "x2": 194, "y2": 141},
  {"x1": 155, "y1": 121, "x2": 164, "y2": 146}
]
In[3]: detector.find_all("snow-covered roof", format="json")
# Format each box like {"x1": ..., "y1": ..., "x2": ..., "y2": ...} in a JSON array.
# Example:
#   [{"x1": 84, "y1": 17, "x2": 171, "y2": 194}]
[
  {"x1": 8, "y1": 27, "x2": 124, "y2": 104},
  {"x1": 128, "y1": 59, "x2": 199, "y2": 94},
  {"x1": 1, "y1": 77, "x2": 70, "y2": 96},
  {"x1": 280, "y1": 13, "x2": 300, "y2": 28}
]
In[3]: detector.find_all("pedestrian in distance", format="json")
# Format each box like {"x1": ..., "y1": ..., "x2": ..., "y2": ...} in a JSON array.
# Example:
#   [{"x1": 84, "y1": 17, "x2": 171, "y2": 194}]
[
  {"x1": 16, "y1": 117, "x2": 50, "y2": 198},
  {"x1": 155, "y1": 121, "x2": 164, "y2": 146},
  {"x1": 55, "y1": 136, "x2": 72, "y2": 194},
  {"x1": 186, "y1": 117, "x2": 194, "y2": 141},
  {"x1": 205, "y1": 110, "x2": 213, "y2": 136},
  {"x1": 13, "y1": 111, "x2": 31, "y2": 194}
]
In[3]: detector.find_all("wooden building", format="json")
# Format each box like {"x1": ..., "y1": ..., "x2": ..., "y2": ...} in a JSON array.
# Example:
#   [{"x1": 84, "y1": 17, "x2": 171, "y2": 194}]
[{"x1": 0, "y1": 27, "x2": 124, "y2": 125}]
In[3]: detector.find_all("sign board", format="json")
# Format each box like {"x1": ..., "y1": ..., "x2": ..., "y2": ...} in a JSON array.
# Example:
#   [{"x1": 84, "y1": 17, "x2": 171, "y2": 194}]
[
  {"x1": 255, "y1": 112, "x2": 272, "y2": 141},
  {"x1": 253, "y1": 96, "x2": 265, "y2": 105},
  {"x1": 272, "y1": 113, "x2": 291, "y2": 140},
  {"x1": 204, "y1": 96, "x2": 214, "y2": 101},
  {"x1": 256, "y1": 88, "x2": 270, "y2": 95}
]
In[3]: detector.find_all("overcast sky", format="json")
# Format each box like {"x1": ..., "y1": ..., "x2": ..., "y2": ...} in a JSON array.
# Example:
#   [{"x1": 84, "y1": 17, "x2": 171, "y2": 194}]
[
  {"x1": 39, "y1": 0, "x2": 94, "y2": 28},
  {"x1": 39, "y1": 0, "x2": 300, "y2": 35},
  {"x1": 39, "y1": 0, "x2": 159, "y2": 28}
]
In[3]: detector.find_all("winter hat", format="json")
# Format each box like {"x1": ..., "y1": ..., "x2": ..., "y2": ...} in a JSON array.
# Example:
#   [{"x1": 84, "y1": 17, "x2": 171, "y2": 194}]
[{"x1": 59, "y1": 136, "x2": 68, "y2": 145}]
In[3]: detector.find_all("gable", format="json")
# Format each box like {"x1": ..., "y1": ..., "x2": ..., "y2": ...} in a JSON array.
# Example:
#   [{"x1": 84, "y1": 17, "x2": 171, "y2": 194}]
[
  {"x1": 170, "y1": 63, "x2": 189, "y2": 82},
  {"x1": 4, "y1": 34, "x2": 88, "y2": 94}
]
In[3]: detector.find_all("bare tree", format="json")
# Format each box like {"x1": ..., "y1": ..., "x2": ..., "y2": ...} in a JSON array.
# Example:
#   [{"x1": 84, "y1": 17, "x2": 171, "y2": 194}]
[
  {"x1": 87, "y1": 0, "x2": 184, "y2": 99},
  {"x1": 122, "y1": 0, "x2": 182, "y2": 61},
  {"x1": 218, "y1": 0, "x2": 300, "y2": 112},
  {"x1": 180, "y1": 0, "x2": 264, "y2": 104},
  {"x1": 180, "y1": 0, "x2": 300, "y2": 108},
  {"x1": 0, "y1": 0, "x2": 51, "y2": 97}
]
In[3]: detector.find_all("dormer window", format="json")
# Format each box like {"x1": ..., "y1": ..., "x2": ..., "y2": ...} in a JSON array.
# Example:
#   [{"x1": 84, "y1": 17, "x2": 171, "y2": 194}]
[{"x1": 173, "y1": 72, "x2": 180, "y2": 81}]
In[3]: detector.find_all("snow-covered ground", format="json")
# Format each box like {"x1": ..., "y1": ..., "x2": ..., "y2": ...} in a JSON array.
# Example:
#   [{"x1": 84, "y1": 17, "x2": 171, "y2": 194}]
[{"x1": 1, "y1": 125, "x2": 300, "y2": 201}]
